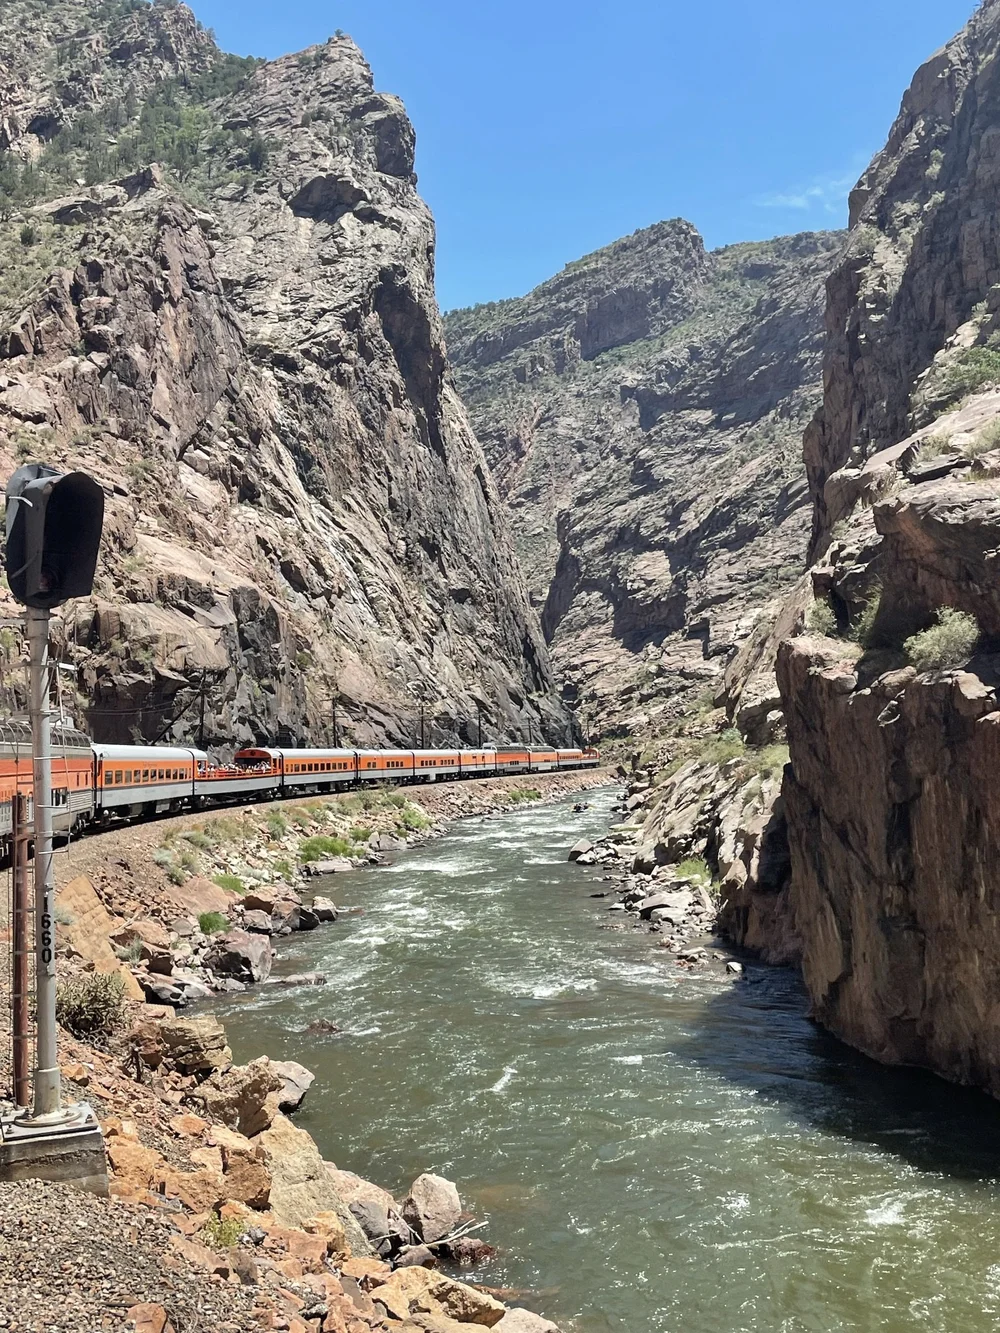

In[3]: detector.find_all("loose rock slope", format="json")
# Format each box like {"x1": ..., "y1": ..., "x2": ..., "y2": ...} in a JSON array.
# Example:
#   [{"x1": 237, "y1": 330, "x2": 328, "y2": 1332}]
[{"x1": 0, "y1": 0, "x2": 566, "y2": 751}]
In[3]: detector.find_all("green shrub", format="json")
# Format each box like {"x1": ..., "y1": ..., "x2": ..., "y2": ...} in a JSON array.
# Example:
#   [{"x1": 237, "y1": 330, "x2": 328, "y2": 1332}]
[
  {"x1": 938, "y1": 345, "x2": 1000, "y2": 403},
  {"x1": 19, "y1": 223, "x2": 37, "y2": 247},
  {"x1": 200, "y1": 1214, "x2": 246, "y2": 1249},
  {"x1": 182, "y1": 829, "x2": 212, "y2": 850},
  {"x1": 904, "y1": 608, "x2": 979, "y2": 671},
  {"x1": 506, "y1": 788, "x2": 541, "y2": 804},
  {"x1": 56, "y1": 973, "x2": 126, "y2": 1039},
  {"x1": 965, "y1": 418, "x2": 1000, "y2": 457},
  {"x1": 266, "y1": 810, "x2": 288, "y2": 838},
  {"x1": 212, "y1": 873, "x2": 245, "y2": 895},
  {"x1": 699, "y1": 729, "x2": 745, "y2": 767},
  {"x1": 750, "y1": 744, "x2": 789, "y2": 779},
  {"x1": 198, "y1": 911, "x2": 229, "y2": 935},
  {"x1": 349, "y1": 825, "x2": 373, "y2": 842},
  {"x1": 299, "y1": 834, "x2": 354, "y2": 863},
  {"x1": 851, "y1": 590, "x2": 882, "y2": 648},
  {"x1": 806, "y1": 600, "x2": 837, "y2": 635},
  {"x1": 399, "y1": 806, "x2": 433, "y2": 832},
  {"x1": 272, "y1": 858, "x2": 293, "y2": 882},
  {"x1": 675, "y1": 857, "x2": 711, "y2": 882}
]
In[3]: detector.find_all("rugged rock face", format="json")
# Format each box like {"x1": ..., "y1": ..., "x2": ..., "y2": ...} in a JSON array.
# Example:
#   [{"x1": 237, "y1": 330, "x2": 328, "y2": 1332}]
[
  {"x1": 0, "y1": 0, "x2": 566, "y2": 749},
  {"x1": 804, "y1": 0, "x2": 1000, "y2": 552},
  {"x1": 445, "y1": 224, "x2": 843, "y2": 738},
  {"x1": 778, "y1": 637, "x2": 1000, "y2": 1092},
  {"x1": 731, "y1": 0, "x2": 1000, "y2": 1098}
]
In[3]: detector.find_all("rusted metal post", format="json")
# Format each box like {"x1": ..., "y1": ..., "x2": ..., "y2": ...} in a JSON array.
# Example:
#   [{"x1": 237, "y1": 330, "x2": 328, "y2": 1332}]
[{"x1": 11, "y1": 791, "x2": 30, "y2": 1111}]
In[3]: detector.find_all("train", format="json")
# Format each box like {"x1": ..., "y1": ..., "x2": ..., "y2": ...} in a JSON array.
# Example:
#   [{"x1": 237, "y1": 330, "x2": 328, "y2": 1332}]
[{"x1": 0, "y1": 719, "x2": 601, "y2": 840}]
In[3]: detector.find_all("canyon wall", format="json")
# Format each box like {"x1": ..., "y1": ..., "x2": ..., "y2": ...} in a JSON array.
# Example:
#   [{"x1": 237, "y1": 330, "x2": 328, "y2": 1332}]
[
  {"x1": 0, "y1": 0, "x2": 567, "y2": 751},
  {"x1": 719, "y1": 0, "x2": 1000, "y2": 1097},
  {"x1": 446, "y1": 225, "x2": 842, "y2": 740}
]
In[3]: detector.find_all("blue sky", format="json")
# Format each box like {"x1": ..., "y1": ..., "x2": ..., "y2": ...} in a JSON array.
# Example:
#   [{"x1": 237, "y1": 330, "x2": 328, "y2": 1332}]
[{"x1": 191, "y1": 0, "x2": 975, "y2": 311}]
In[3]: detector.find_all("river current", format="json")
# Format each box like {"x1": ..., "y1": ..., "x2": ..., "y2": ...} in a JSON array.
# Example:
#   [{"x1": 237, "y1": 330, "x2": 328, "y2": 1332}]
[{"x1": 213, "y1": 788, "x2": 1000, "y2": 1333}]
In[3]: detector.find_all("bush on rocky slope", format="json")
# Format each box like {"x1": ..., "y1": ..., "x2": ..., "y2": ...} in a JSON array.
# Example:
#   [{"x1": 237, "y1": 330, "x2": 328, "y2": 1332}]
[{"x1": 904, "y1": 608, "x2": 979, "y2": 672}]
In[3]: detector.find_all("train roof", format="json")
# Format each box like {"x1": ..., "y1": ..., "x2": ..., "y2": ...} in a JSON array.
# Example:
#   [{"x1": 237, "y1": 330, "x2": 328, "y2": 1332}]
[
  {"x1": 0, "y1": 718, "x2": 93, "y2": 751},
  {"x1": 92, "y1": 744, "x2": 207, "y2": 762}
]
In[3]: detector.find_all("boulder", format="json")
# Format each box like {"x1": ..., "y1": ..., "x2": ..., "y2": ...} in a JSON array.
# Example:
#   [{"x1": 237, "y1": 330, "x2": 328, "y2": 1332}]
[
  {"x1": 110, "y1": 919, "x2": 173, "y2": 951},
  {"x1": 204, "y1": 929, "x2": 273, "y2": 983},
  {"x1": 266, "y1": 972, "x2": 327, "y2": 988},
  {"x1": 270, "y1": 1059, "x2": 315, "y2": 1112},
  {"x1": 374, "y1": 834, "x2": 406, "y2": 853},
  {"x1": 349, "y1": 1199, "x2": 393, "y2": 1257},
  {"x1": 401, "y1": 1173, "x2": 462, "y2": 1243},
  {"x1": 374, "y1": 1268, "x2": 505, "y2": 1327},
  {"x1": 169, "y1": 969, "x2": 215, "y2": 1003},
  {"x1": 167, "y1": 875, "x2": 234, "y2": 918},
  {"x1": 55, "y1": 875, "x2": 144, "y2": 1000},
  {"x1": 311, "y1": 896, "x2": 338, "y2": 922},
  {"x1": 255, "y1": 1113, "x2": 371, "y2": 1256},
  {"x1": 636, "y1": 890, "x2": 693, "y2": 921},
  {"x1": 138, "y1": 976, "x2": 184, "y2": 1007},
  {"x1": 242, "y1": 909, "x2": 273, "y2": 934},
  {"x1": 154, "y1": 1015, "x2": 232, "y2": 1074},
  {"x1": 296, "y1": 905, "x2": 321, "y2": 931},
  {"x1": 244, "y1": 887, "x2": 301, "y2": 915},
  {"x1": 495, "y1": 1312, "x2": 561, "y2": 1333},
  {"x1": 567, "y1": 840, "x2": 593, "y2": 862},
  {"x1": 190, "y1": 1057, "x2": 282, "y2": 1137},
  {"x1": 304, "y1": 857, "x2": 354, "y2": 875}
]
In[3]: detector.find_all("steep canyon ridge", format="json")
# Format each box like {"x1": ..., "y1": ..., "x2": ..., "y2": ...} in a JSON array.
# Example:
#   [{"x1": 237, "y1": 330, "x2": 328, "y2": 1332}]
[
  {"x1": 7, "y1": 0, "x2": 1000, "y2": 1327},
  {"x1": 0, "y1": 0, "x2": 567, "y2": 751},
  {"x1": 445, "y1": 226, "x2": 842, "y2": 738}
]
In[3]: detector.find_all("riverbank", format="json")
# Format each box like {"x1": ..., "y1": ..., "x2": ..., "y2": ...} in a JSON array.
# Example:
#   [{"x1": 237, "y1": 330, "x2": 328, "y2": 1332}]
[
  {"x1": 566, "y1": 788, "x2": 748, "y2": 982},
  {"x1": 0, "y1": 769, "x2": 613, "y2": 1333}
]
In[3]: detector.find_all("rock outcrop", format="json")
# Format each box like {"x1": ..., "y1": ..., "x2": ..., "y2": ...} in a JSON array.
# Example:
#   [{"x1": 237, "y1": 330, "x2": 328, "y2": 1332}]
[
  {"x1": 446, "y1": 224, "x2": 843, "y2": 737},
  {"x1": 0, "y1": 0, "x2": 567, "y2": 750},
  {"x1": 725, "y1": 0, "x2": 1000, "y2": 1098}
]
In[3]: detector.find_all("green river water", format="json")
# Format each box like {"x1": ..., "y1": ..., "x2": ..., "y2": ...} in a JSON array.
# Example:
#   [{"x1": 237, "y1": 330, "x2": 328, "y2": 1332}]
[{"x1": 212, "y1": 787, "x2": 1000, "y2": 1333}]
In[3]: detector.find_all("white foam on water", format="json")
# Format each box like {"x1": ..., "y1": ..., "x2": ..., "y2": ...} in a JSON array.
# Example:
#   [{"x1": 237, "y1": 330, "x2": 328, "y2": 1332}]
[
  {"x1": 490, "y1": 1065, "x2": 517, "y2": 1092},
  {"x1": 865, "y1": 1197, "x2": 908, "y2": 1227},
  {"x1": 612, "y1": 1055, "x2": 643, "y2": 1065}
]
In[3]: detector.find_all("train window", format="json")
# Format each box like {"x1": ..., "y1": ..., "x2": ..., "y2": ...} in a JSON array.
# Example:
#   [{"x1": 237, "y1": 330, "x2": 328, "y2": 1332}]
[
  {"x1": 124, "y1": 771, "x2": 132, "y2": 782},
  {"x1": 158, "y1": 770, "x2": 164, "y2": 781}
]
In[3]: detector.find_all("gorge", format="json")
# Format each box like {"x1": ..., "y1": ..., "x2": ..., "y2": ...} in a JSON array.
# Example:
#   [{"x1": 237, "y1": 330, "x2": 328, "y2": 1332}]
[{"x1": 6, "y1": 0, "x2": 1000, "y2": 1330}]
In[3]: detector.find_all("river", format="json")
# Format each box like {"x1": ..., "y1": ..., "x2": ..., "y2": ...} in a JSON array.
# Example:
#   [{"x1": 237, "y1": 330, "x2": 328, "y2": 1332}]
[{"x1": 212, "y1": 787, "x2": 1000, "y2": 1333}]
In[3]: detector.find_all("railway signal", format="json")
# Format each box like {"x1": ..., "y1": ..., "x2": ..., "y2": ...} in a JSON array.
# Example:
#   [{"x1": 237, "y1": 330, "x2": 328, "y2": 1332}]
[
  {"x1": 5, "y1": 464, "x2": 104, "y2": 609},
  {"x1": 0, "y1": 463, "x2": 106, "y2": 1190}
]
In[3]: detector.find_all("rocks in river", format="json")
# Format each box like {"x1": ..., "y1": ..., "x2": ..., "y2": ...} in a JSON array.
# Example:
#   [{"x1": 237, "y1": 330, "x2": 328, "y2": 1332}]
[
  {"x1": 567, "y1": 839, "x2": 593, "y2": 862},
  {"x1": 311, "y1": 895, "x2": 338, "y2": 922},
  {"x1": 204, "y1": 929, "x2": 273, "y2": 984},
  {"x1": 304, "y1": 857, "x2": 354, "y2": 875},
  {"x1": 393, "y1": 1243, "x2": 438, "y2": 1268},
  {"x1": 305, "y1": 1016, "x2": 340, "y2": 1033},
  {"x1": 265, "y1": 972, "x2": 328, "y2": 988},
  {"x1": 401, "y1": 1172, "x2": 462, "y2": 1243},
  {"x1": 269, "y1": 1059, "x2": 315, "y2": 1112},
  {"x1": 496, "y1": 1310, "x2": 561, "y2": 1332}
]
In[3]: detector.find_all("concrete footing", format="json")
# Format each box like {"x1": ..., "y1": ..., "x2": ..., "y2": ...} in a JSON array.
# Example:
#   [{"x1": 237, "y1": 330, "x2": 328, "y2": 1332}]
[{"x1": 0, "y1": 1103, "x2": 108, "y2": 1195}]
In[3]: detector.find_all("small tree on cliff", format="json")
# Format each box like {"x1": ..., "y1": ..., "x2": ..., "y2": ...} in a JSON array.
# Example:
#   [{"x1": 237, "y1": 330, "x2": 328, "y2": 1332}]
[{"x1": 904, "y1": 608, "x2": 979, "y2": 672}]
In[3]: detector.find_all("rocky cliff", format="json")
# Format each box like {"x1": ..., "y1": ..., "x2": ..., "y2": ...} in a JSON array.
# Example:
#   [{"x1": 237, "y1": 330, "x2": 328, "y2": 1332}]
[
  {"x1": 445, "y1": 224, "x2": 843, "y2": 741},
  {"x1": 0, "y1": 0, "x2": 566, "y2": 751},
  {"x1": 717, "y1": 0, "x2": 1000, "y2": 1098}
]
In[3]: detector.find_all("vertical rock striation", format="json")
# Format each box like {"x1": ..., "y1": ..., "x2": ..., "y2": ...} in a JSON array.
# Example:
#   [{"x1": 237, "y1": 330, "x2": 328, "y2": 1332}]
[{"x1": 0, "y1": 1, "x2": 566, "y2": 748}]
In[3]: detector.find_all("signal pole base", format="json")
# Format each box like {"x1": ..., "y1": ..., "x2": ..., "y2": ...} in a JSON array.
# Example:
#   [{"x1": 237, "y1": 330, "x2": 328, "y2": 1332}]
[{"x1": 0, "y1": 1102, "x2": 108, "y2": 1195}]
